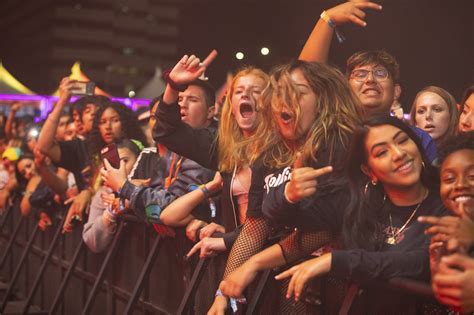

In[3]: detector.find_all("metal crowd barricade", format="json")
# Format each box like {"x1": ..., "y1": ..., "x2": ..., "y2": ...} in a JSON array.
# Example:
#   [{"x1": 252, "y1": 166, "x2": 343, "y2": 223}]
[
  {"x1": 0, "y1": 197, "x2": 189, "y2": 314},
  {"x1": 0, "y1": 193, "x2": 446, "y2": 315}
]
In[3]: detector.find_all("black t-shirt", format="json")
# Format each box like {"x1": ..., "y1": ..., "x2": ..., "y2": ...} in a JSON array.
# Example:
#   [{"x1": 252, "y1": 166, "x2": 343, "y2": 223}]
[{"x1": 57, "y1": 138, "x2": 91, "y2": 191}]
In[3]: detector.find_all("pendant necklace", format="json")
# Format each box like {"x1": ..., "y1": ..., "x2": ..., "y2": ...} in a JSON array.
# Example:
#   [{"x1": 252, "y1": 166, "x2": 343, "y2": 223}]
[{"x1": 386, "y1": 190, "x2": 428, "y2": 245}]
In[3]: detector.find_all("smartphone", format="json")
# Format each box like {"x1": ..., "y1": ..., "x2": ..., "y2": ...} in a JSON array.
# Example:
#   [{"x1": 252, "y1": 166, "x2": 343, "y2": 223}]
[
  {"x1": 71, "y1": 81, "x2": 95, "y2": 96},
  {"x1": 101, "y1": 143, "x2": 120, "y2": 169}
]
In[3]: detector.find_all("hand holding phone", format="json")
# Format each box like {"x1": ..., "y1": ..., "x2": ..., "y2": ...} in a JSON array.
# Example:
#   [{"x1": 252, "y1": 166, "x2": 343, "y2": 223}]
[
  {"x1": 71, "y1": 81, "x2": 96, "y2": 96},
  {"x1": 101, "y1": 144, "x2": 120, "y2": 169}
]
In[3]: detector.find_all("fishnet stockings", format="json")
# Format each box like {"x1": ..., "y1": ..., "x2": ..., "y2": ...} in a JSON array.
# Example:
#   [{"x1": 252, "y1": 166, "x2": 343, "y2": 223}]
[
  {"x1": 279, "y1": 229, "x2": 332, "y2": 264},
  {"x1": 223, "y1": 216, "x2": 270, "y2": 278}
]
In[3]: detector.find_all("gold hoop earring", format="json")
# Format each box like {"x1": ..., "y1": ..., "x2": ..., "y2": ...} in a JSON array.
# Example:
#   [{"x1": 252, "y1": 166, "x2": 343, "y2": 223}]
[{"x1": 364, "y1": 180, "x2": 377, "y2": 196}]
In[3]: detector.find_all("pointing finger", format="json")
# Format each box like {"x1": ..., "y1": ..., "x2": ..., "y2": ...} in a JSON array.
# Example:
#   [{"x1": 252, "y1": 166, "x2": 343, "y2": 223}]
[{"x1": 201, "y1": 49, "x2": 218, "y2": 68}]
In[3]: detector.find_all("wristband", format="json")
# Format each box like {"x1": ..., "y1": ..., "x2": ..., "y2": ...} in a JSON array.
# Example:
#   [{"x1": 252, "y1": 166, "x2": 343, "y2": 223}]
[
  {"x1": 199, "y1": 184, "x2": 210, "y2": 199},
  {"x1": 162, "y1": 69, "x2": 188, "y2": 92},
  {"x1": 320, "y1": 10, "x2": 346, "y2": 43},
  {"x1": 320, "y1": 10, "x2": 336, "y2": 28}
]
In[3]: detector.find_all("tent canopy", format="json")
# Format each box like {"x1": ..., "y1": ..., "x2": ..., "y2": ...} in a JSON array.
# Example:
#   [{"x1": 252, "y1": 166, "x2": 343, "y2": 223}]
[
  {"x1": 51, "y1": 61, "x2": 110, "y2": 97},
  {"x1": 0, "y1": 61, "x2": 36, "y2": 95}
]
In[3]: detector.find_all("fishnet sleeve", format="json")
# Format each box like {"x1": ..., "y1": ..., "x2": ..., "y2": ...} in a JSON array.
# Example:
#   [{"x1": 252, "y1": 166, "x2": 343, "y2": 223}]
[
  {"x1": 223, "y1": 216, "x2": 270, "y2": 278},
  {"x1": 278, "y1": 229, "x2": 332, "y2": 265}
]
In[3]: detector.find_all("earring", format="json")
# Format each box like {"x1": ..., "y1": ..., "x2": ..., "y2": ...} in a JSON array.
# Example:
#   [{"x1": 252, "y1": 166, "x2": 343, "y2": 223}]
[{"x1": 364, "y1": 180, "x2": 377, "y2": 196}]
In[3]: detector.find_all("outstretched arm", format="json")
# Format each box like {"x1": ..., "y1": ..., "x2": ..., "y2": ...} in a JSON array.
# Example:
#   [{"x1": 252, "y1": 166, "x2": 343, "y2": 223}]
[
  {"x1": 5, "y1": 102, "x2": 20, "y2": 140},
  {"x1": 160, "y1": 172, "x2": 221, "y2": 227},
  {"x1": 299, "y1": 1, "x2": 382, "y2": 63},
  {"x1": 37, "y1": 78, "x2": 74, "y2": 163}
]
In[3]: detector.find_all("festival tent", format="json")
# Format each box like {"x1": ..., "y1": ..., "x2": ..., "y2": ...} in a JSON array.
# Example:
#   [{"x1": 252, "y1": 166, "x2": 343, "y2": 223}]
[
  {"x1": 136, "y1": 67, "x2": 166, "y2": 99},
  {"x1": 0, "y1": 60, "x2": 36, "y2": 95},
  {"x1": 51, "y1": 61, "x2": 110, "y2": 97}
]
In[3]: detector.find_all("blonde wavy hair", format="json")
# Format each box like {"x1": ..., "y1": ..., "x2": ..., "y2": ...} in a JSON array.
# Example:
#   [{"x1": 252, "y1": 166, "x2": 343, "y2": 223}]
[
  {"x1": 247, "y1": 60, "x2": 362, "y2": 168},
  {"x1": 217, "y1": 67, "x2": 269, "y2": 172}
]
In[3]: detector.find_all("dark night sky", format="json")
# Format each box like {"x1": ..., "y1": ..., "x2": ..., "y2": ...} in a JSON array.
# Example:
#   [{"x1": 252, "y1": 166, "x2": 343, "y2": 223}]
[
  {"x1": 0, "y1": 0, "x2": 472, "y2": 106},
  {"x1": 178, "y1": 0, "x2": 473, "y2": 109}
]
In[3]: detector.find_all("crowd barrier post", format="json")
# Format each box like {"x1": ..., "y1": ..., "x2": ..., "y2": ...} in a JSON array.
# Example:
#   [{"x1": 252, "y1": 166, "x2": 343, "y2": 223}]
[
  {"x1": 0, "y1": 223, "x2": 40, "y2": 313},
  {"x1": 123, "y1": 234, "x2": 164, "y2": 314},
  {"x1": 245, "y1": 269, "x2": 272, "y2": 315},
  {"x1": 82, "y1": 220, "x2": 126, "y2": 315},
  {"x1": 0, "y1": 198, "x2": 14, "y2": 231},
  {"x1": 176, "y1": 257, "x2": 209, "y2": 315},
  {"x1": 20, "y1": 214, "x2": 67, "y2": 314},
  {"x1": 48, "y1": 240, "x2": 85, "y2": 314},
  {"x1": 0, "y1": 214, "x2": 24, "y2": 270}
]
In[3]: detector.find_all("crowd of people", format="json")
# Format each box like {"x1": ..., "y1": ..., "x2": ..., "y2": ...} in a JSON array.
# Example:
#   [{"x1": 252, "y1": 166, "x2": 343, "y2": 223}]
[{"x1": 1, "y1": 1, "x2": 473, "y2": 314}]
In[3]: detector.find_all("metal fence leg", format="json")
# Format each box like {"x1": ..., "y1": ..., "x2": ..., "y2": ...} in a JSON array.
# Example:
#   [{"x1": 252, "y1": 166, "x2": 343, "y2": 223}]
[
  {"x1": 0, "y1": 199, "x2": 13, "y2": 231},
  {"x1": 177, "y1": 257, "x2": 209, "y2": 315},
  {"x1": 48, "y1": 240, "x2": 85, "y2": 315},
  {"x1": 0, "y1": 224, "x2": 40, "y2": 313},
  {"x1": 245, "y1": 269, "x2": 272, "y2": 315},
  {"x1": 123, "y1": 235, "x2": 163, "y2": 315},
  {"x1": 20, "y1": 215, "x2": 67, "y2": 314},
  {"x1": 0, "y1": 215, "x2": 24, "y2": 270},
  {"x1": 82, "y1": 221, "x2": 126, "y2": 315}
]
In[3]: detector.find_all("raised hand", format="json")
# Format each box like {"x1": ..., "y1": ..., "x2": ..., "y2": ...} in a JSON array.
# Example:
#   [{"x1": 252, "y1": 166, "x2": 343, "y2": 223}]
[
  {"x1": 58, "y1": 77, "x2": 76, "y2": 101},
  {"x1": 169, "y1": 50, "x2": 218, "y2": 86},
  {"x1": 326, "y1": 1, "x2": 382, "y2": 27},
  {"x1": 10, "y1": 102, "x2": 21, "y2": 113},
  {"x1": 284, "y1": 153, "x2": 333, "y2": 203}
]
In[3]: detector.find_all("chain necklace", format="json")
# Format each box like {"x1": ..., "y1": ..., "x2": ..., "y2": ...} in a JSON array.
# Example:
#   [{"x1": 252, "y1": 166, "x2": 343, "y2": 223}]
[{"x1": 386, "y1": 189, "x2": 428, "y2": 245}]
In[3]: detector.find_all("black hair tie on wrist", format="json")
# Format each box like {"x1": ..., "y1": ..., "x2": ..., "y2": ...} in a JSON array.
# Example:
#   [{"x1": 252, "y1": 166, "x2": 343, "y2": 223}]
[{"x1": 162, "y1": 69, "x2": 188, "y2": 92}]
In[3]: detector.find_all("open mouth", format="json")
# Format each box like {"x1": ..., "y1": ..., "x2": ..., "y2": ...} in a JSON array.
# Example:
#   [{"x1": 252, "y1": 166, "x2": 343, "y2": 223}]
[
  {"x1": 240, "y1": 103, "x2": 254, "y2": 118},
  {"x1": 280, "y1": 112, "x2": 292, "y2": 123}
]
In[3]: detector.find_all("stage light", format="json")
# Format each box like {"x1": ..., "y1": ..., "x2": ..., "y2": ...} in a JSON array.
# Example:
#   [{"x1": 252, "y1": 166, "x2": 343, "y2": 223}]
[
  {"x1": 261, "y1": 47, "x2": 270, "y2": 55},
  {"x1": 235, "y1": 52, "x2": 244, "y2": 60}
]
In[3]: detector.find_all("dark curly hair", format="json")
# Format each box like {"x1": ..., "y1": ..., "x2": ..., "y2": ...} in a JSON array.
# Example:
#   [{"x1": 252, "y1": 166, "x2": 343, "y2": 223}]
[
  {"x1": 72, "y1": 95, "x2": 110, "y2": 120},
  {"x1": 438, "y1": 131, "x2": 474, "y2": 166},
  {"x1": 87, "y1": 101, "x2": 146, "y2": 163}
]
